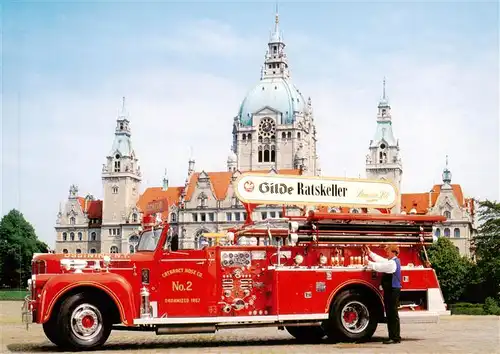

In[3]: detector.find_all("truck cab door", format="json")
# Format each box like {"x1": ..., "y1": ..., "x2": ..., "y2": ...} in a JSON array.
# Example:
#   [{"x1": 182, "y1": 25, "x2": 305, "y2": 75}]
[{"x1": 158, "y1": 248, "x2": 217, "y2": 318}]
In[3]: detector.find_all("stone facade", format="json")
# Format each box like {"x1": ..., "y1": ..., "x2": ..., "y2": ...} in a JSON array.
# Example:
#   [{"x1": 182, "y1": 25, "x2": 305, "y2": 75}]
[
  {"x1": 54, "y1": 186, "x2": 101, "y2": 254},
  {"x1": 427, "y1": 161, "x2": 476, "y2": 257}
]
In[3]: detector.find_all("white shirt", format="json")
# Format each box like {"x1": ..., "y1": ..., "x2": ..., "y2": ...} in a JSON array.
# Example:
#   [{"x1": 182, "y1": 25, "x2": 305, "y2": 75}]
[{"x1": 366, "y1": 251, "x2": 397, "y2": 274}]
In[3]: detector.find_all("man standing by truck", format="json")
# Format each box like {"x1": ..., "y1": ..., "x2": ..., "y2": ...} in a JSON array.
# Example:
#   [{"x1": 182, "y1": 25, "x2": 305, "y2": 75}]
[{"x1": 363, "y1": 245, "x2": 402, "y2": 344}]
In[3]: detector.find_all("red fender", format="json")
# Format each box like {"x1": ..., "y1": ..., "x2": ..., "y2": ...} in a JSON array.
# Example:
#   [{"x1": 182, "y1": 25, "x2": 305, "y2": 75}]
[
  {"x1": 325, "y1": 279, "x2": 384, "y2": 313},
  {"x1": 36, "y1": 272, "x2": 137, "y2": 326}
]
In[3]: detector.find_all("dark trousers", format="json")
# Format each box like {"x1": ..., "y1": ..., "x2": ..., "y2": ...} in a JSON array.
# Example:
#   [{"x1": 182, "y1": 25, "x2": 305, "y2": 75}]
[{"x1": 383, "y1": 287, "x2": 401, "y2": 341}]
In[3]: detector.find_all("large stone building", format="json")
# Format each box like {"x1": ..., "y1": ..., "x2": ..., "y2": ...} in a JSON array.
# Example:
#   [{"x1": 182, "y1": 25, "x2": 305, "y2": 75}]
[{"x1": 54, "y1": 11, "x2": 477, "y2": 256}]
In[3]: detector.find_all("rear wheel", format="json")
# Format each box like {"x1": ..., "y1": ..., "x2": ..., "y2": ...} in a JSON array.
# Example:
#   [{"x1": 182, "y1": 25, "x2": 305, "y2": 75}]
[
  {"x1": 285, "y1": 325, "x2": 325, "y2": 342},
  {"x1": 55, "y1": 292, "x2": 112, "y2": 351},
  {"x1": 325, "y1": 289, "x2": 379, "y2": 342}
]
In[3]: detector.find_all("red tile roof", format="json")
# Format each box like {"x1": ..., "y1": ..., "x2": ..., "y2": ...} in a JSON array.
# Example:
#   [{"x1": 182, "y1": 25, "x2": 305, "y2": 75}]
[
  {"x1": 137, "y1": 186, "x2": 184, "y2": 220},
  {"x1": 86, "y1": 200, "x2": 103, "y2": 219},
  {"x1": 76, "y1": 197, "x2": 103, "y2": 219},
  {"x1": 401, "y1": 184, "x2": 466, "y2": 214},
  {"x1": 184, "y1": 172, "x2": 233, "y2": 201}
]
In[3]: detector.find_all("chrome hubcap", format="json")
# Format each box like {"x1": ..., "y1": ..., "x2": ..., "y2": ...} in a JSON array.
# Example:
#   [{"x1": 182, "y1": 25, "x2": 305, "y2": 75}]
[
  {"x1": 70, "y1": 304, "x2": 102, "y2": 341},
  {"x1": 340, "y1": 301, "x2": 370, "y2": 334}
]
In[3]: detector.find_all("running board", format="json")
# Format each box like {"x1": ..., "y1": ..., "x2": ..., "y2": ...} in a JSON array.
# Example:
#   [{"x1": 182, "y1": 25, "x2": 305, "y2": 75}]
[{"x1": 133, "y1": 313, "x2": 329, "y2": 326}]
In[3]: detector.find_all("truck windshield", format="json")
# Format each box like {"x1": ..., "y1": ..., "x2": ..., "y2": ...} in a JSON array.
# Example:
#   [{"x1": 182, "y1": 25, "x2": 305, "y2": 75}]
[{"x1": 137, "y1": 228, "x2": 163, "y2": 252}]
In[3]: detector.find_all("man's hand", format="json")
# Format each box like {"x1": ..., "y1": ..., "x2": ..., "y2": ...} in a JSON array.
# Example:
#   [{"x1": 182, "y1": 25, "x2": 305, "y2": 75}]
[
  {"x1": 363, "y1": 256, "x2": 369, "y2": 266},
  {"x1": 362, "y1": 245, "x2": 371, "y2": 254}
]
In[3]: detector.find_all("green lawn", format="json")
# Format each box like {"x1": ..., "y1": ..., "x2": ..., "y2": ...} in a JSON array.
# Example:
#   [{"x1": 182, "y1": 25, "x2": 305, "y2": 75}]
[{"x1": 0, "y1": 290, "x2": 27, "y2": 301}]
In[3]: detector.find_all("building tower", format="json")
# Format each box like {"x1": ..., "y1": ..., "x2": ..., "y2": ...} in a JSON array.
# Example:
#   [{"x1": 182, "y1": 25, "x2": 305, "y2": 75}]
[
  {"x1": 365, "y1": 79, "x2": 403, "y2": 212},
  {"x1": 232, "y1": 10, "x2": 320, "y2": 175},
  {"x1": 101, "y1": 97, "x2": 142, "y2": 253}
]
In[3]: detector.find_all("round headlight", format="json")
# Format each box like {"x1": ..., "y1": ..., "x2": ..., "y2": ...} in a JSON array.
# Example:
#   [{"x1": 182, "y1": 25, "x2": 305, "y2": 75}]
[{"x1": 294, "y1": 254, "x2": 304, "y2": 265}]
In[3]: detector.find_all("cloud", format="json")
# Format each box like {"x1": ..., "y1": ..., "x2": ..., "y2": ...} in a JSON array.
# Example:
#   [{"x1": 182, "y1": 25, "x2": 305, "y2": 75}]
[{"x1": 2, "y1": 12, "x2": 498, "y2": 248}]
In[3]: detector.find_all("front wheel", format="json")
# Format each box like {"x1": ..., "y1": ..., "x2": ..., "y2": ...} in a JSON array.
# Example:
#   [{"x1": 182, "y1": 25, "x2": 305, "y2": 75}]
[
  {"x1": 55, "y1": 293, "x2": 112, "y2": 351},
  {"x1": 324, "y1": 290, "x2": 379, "y2": 342}
]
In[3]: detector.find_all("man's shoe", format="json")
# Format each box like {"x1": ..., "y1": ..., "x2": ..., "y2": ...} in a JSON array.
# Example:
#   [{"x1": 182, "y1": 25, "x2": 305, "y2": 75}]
[{"x1": 383, "y1": 339, "x2": 401, "y2": 344}]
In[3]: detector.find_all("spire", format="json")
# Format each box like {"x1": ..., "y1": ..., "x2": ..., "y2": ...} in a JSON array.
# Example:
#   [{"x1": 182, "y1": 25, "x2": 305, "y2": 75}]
[
  {"x1": 188, "y1": 147, "x2": 195, "y2": 175},
  {"x1": 270, "y1": 3, "x2": 281, "y2": 43},
  {"x1": 115, "y1": 96, "x2": 131, "y2": 137},
  {"x1": 162, "y1": 168, "x2": 169, "y2": 191},
  {"x1": 442, "y1": 155, "x2": 452, "y2": 185},
  {"x1": 118, "y1": 96, "x2": 129, "y2": 120},
  {"x1": 108, "y1": 97, "x2": 135, "y2": 159},
  {"x1": 262, "y1": 6, "x2": 290, "y2": 80},
  {"x1": 378, "y1": 77, "x2": 390, "y2": 108}
]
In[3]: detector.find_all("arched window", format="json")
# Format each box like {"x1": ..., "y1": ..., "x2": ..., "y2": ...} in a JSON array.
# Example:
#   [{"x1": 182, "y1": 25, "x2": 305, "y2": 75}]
[
  {"x1": 62, "y1": 232, "x2": 67, "y2": 241},
  {"x1": 435, "y1": 228, "x2": 441, "y2": 237},
  {"x1": 444, "y1": 228, "x2": 450, "y2": 237},
  {"x1": 282, "y1": 132, "x2": 286, "y2": 139},
  {"x1": 110, "y1": 246, "x2": 119, "y2": 253},
  {"x1": 454, "y1": 228, "x2": 460, "y2": 238},
  {"x1": 114, "y1": 155, "x2": 121, "y2": 172},
  {"x1": 132, "y1": 213, "x2": 138, "y2": 223},
  {"x1": 112, "y1": 186, "x2": 119, "y2": 194},
  {"x1": 444, "y1": 211, "x2": 451, "y2": 219},
  {"x1": 62, "y1": 249, "x2": 68, "y2": 254},
  {"x1": 91, "y1": 232, "x2": 97, "y2": 241},
  {"x1": 70, "y1": 232, "x2": 75, "y2": 241},
  {"x1": 90, "y1": 248, "x2": 97, "y2": 254},
  {"x1": 171, "y1": 213, "x2": 177, "y2": 223},
  {"x1": 197, "y1": 193, "x2": 208, "y2": 208},
  {"x1": 70, "y1": 217, "x2": 76, "y2": 225},
  {"x1": 78, "y1": 232, "x2": 83, "y2": 241},
  {"x1": 76, "y1": 249, "x2": 81, "y2": 254}
]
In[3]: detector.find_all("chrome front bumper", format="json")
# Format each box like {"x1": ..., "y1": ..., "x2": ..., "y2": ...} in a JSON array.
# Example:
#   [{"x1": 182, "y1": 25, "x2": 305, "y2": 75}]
[{"x1": 21, "y1": 295, "x2": 33, "y2": 330}]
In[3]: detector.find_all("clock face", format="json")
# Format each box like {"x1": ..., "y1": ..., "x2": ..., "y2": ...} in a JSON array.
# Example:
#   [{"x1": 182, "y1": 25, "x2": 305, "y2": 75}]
[{"x1": 259, "y1": 118, "x2": 276, "y2": 133}]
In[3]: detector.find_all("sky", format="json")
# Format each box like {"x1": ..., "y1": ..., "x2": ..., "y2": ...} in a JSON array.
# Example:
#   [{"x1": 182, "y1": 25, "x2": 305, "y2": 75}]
[{"x1": 2, "y1": 0, "x2": 499, "y2": 246}]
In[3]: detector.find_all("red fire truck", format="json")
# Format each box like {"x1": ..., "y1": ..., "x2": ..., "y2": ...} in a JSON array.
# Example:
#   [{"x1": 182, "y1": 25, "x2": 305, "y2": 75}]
[{"x1": 22, "y1": 174, "x2": 449, "y2": 351}]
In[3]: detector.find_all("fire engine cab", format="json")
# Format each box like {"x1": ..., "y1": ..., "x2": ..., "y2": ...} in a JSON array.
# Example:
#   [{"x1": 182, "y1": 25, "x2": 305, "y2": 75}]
[{"x1": 23, "y1": 173, "x2": 450, "y2": 351}]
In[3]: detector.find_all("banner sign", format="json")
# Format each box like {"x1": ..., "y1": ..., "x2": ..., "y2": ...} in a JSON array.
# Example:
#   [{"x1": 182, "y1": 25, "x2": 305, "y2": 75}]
[{"x1": 234, "y1": 173, "x2": 398, "y2": 208}]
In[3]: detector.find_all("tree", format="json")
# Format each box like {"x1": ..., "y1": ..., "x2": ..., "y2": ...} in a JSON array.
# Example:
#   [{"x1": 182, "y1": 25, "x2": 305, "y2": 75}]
[
  {"x1": 426, "y1": 237, "x2": 472, "y2": 303},
  {"x1": 472, "y1": 200, "x2": 500, "y2": 300},
  {"x1": 0, "y1": 209, "x2": 48, "y2": 288}
]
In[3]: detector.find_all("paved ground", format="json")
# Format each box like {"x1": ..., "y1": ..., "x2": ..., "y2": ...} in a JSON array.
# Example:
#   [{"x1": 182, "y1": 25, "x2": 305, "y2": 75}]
[{"x1": 1, "y1": 301, "x2": 499, "y2": 353}]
